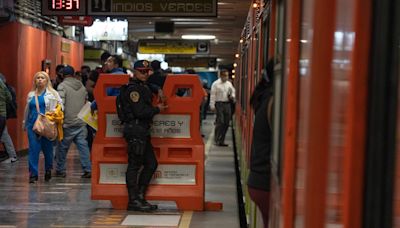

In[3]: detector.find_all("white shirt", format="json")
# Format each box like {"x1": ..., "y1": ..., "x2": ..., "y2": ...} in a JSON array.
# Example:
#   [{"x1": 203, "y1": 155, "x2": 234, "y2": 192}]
[{"x1": 209, "y1": 78, "x2": 236, "y2": 110}]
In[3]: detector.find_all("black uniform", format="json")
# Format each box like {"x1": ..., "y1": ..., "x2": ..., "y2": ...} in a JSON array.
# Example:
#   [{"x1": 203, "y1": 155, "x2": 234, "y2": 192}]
[{"x1": 121, "y1": 78, "x2": 160, "y2": 211}]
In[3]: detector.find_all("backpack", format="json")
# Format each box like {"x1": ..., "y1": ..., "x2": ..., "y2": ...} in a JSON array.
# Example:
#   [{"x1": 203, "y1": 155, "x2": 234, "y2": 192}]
[
  {"x1": 116, "y1": 83, "x2": 130, "y2": 123},
  {"x1": 6, "y1": 84, "x2": 17, "y2": 119}
]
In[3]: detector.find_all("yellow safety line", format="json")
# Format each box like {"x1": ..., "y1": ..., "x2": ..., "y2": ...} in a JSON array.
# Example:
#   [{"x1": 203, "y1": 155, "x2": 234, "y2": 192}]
[{"x1": 179, "y1": 211, "x2": 193, "y2": 228}]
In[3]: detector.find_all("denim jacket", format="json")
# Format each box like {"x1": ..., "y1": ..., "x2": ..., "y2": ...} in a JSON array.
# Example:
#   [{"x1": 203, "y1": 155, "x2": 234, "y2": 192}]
[{"x1": 23, "y1": 90, "x2": 63, "y2": 129}]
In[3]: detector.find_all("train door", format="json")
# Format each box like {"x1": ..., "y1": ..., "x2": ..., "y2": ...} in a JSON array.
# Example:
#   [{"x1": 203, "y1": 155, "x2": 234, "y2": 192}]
[{"x1": 277, "y1": 0, "x2": 371, "y2": 227}]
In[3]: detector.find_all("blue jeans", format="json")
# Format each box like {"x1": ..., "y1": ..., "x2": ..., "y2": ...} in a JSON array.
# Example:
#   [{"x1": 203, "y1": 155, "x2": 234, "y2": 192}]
[{"x1": 56, "y1": 125, "x2": 91, "y2": 173}]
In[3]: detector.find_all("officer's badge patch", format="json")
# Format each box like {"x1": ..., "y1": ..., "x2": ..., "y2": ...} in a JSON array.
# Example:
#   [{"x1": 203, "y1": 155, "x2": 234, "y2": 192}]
[{"x1": 130, "y1": 91, "x2": 140, "y2": 102}]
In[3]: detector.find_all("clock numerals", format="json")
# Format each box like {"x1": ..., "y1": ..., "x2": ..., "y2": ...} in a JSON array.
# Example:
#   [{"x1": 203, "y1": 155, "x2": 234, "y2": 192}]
[{"x1": 51, "y1": 0, "x2": 79, "y2": 11}]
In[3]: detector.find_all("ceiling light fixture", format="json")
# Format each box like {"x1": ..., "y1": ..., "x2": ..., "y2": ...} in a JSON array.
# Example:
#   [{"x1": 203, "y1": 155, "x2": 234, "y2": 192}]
[{"x1": 181, "y1": 35, "x2": 216, "y2": 40}]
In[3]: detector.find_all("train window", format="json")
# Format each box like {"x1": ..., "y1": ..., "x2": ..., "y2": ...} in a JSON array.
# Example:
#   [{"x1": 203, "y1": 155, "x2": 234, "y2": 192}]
[
  {"x1": 295, "y1": 0, "x2": 315, "y2": 225},
  {"x1": 241, "y1": 48, "x2": 248, "y2": 113},
  {"x1": 324, "y1": 0, "x2": 356, "y2": 226},
  {"x1": 254, "y1": 32, "x2": 260, "y2": 85},
  {"x1": 262, "y1": 3, "x2": 270, "y2": 66},
  {"x1": 271, "y1": 0, "x2": 286, "y2": 182}
]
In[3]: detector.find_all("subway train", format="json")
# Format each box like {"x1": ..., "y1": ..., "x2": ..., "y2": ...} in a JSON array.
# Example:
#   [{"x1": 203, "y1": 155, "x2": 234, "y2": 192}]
[{"x1": 234, "y1": 0, "x2": 400, "y2": 228}]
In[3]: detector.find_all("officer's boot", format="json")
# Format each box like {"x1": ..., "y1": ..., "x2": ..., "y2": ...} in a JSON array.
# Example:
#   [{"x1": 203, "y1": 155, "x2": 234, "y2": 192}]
[
  {"x1": 127, "y1": 187, "x2": 153, "y2": 212},
  {"x1": 138, "y1": 185, "x2": 158, "y2": 211}
]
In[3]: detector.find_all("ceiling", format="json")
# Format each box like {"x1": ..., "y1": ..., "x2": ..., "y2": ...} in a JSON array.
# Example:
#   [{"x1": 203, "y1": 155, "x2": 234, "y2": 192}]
[{"x1": 127, "y1": 0, "x2": 252, "y2": 66}]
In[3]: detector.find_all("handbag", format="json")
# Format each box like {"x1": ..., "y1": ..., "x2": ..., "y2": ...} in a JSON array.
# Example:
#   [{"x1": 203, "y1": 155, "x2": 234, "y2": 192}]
[{"x1": 32, "y1": 93, "x2": 58, "y2": 141}]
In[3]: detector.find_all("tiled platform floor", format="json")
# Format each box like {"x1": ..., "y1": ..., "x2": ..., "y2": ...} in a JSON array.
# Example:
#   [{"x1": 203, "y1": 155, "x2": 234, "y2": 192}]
[{"x1": 0, "y1": 116, "x2": 239, "y2": 227}]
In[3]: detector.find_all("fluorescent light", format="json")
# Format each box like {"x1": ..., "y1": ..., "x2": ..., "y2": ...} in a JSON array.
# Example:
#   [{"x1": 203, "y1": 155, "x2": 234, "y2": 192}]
[
  {"x1": 160, "y1": 62, "x2": 169, "y2": 70},
  {"x1": 181, "y1": 35, "x2": 216, "y2": 40}
]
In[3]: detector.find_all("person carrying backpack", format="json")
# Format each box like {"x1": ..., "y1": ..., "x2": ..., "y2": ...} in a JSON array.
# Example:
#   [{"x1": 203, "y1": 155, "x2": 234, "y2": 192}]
[
  {"x1": 0, "y1": 73, "x2": 17, "y2": 163},
  {"x1": 116, "y1": 60, "x2": 167, "y2": 212}
]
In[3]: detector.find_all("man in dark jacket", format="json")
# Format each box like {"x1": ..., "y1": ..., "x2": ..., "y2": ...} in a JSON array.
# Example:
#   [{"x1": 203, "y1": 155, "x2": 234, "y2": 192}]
[{"x1": 118, "y1": 60, "x2": 167, "y2": 211}]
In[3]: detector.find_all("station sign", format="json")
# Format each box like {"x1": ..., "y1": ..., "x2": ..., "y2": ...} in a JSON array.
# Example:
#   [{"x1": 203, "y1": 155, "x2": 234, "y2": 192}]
[
  {"x1": 105, "y1": 113, "x2": 191, "y2": 138},
  {"x1": 138, "y1": 39, "x2": 210, "y2": 55},
  {"x1": 105, "y1": 114, "x2": 123, "y2": 137},
  {"x1": 87, "y1": 0, "x2": 217, "y2": 17},
  {"x1": 58, "y1": 16, "x2": 94, "y2": 26},
  {"x1": 99, "y1": 164, "x2": 196, "y2": 185},
  {"x1": 151, "y1": 114, "x2": 191, "y2": 138},
  {"x1": 166, "y1": 57, "x2": 217, "y2": 67}
]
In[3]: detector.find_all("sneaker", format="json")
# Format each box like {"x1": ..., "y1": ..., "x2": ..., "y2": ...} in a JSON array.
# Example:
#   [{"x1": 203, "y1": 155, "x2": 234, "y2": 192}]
[
  {"x1": 44, "y1": 170, "x2": 52, "y2": 182},
  {"x1": 29, "y1": 175, "x2": 38, "y2": 183},
  {"x1": 54, "y1": 171, "x2": 66, "y2": 178},
  {"x1": 10, "y1": 157, "x2": 18, "y2": 163},
  {"x1": 81, "y1": 171, "x2": 91, "y2": 178},
  {"x1": 217, "y1": 143, "x2": 229, "y2": 147}
]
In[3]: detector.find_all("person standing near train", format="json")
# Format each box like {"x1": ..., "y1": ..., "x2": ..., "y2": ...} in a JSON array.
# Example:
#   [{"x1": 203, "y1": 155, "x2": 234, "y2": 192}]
[
  {"x1": 209, "y1": 69, "x2": 236, "y2": 146},
  {"x1": 247, "y1": 59, "x2": 274, "y2": 228}
]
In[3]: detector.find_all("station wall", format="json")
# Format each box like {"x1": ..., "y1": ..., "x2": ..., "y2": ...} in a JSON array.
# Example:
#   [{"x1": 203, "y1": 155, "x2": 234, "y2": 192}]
[{"x1": 0, "y1": 22, "x2": 84, "y2": 151}]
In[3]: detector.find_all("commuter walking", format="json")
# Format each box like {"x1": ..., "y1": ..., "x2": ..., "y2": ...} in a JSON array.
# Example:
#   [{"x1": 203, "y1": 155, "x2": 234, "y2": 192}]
[
  {"x1": 209, "y1": 69, "x2": 235, "y2": 146},
  {"x1": 0, "y1": 73, "x2": 17, "y2": 163},
  {"x1": 0, "y1": 76, "x2": 11, "y2": 140},
  {"x1": 85, "y1": 70, "x2": 99, "y2": 151},
  {"x1": 117, "y1": 60, "x2": 167, "y2": 211},
  {"x1": 55, "y1": 65, "x2": 91, "y2": 178},
  {"x1": 23, "y1": 71, "x2": 63, "y2": 183},
  {"x1": 247, "y1": 60, "x2": 274, "y2": 228},
  {"x1": 0, "y1": 126, "x2": 18, "y2": 163}
]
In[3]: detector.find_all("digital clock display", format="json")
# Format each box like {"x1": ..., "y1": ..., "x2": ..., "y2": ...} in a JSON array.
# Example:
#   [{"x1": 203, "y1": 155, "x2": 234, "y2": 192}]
[
  {"x1": 49, "y1": 0, "x2": 80, "y2": 11},
  {"x1": 42, "y1": 0, "x2": 85, "y2": 15}
]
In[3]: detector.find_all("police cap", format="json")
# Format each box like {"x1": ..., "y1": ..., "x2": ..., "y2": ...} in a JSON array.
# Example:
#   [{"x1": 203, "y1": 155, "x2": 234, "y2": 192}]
[{"x1": 134, "y1": 60, "x2": 151, "y2": 70}]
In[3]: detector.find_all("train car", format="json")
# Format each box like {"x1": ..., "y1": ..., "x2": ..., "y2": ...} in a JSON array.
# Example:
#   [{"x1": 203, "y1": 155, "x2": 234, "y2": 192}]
[{"x1": 234, "y1": 0, "x2": 400, "y2": 227}]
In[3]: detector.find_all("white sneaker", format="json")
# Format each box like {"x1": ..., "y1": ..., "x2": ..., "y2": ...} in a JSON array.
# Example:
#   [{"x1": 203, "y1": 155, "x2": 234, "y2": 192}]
[{"x1": 10, "y1": 157, "x2": 18, "y2": 163}]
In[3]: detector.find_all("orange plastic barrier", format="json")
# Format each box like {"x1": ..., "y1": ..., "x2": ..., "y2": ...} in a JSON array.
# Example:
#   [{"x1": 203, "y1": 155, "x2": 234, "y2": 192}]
[{"x1": 91, "y1": 74, "x2": 207, "y2": 211}]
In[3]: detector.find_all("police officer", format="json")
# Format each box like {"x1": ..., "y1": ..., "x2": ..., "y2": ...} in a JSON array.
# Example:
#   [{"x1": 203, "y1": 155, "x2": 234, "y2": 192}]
[{"x1": 120, "y1": 60, "x2": 167, "y2": 211}]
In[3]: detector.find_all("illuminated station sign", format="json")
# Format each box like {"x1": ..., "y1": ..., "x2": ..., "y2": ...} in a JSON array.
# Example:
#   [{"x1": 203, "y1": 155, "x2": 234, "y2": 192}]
[
  {"x1": 42, "y1": 0, "x2": 217, "y2": 17},
  {"x1": 87, "y1": 0, "x2": 217, "y2": 17}
]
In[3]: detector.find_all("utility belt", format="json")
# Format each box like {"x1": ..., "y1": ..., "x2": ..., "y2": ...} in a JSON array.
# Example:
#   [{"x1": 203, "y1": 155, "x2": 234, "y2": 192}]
[{"x1": 125, "y1": 119, "x2": 141, "y2": 125}]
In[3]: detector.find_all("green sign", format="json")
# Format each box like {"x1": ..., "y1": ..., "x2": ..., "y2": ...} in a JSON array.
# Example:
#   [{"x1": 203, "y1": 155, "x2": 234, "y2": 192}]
[{"x1": 87, "y1": 0, "x2": 217, "y2": 17}]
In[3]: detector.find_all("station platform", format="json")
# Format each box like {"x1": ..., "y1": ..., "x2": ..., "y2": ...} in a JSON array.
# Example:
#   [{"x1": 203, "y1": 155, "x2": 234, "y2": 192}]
[{"x1": 0, "y1": 115, "x2": 240, "y2": 228}]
